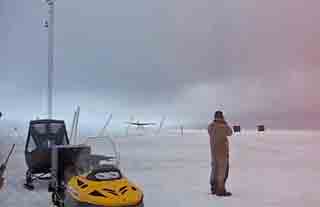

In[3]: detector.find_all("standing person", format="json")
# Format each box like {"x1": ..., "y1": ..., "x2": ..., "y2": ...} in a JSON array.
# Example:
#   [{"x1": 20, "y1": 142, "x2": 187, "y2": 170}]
[
  {"x1": 0, "y1": 144, "x2": 15, "y2": 191},
  {"x1": 0, "y1": 148, "x2": 4, "y2": 190},
  {"x1": 0, "y1": 160, "x2": 4, "y2": 190},
  {"x1": 0, "y1": 157, "x2": 5, "y2": 190},
  {"x1": 180, "y1": 125, "x2": 184, "y2": 136},
  {"x1": 0, "y1": 177, "x2": 3, "y2": 190},
  {"x1": 208, "y1": 111, "x2": 233, "y2": 196}
]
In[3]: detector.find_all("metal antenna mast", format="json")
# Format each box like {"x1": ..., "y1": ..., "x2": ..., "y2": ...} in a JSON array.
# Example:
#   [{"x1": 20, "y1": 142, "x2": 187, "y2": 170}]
[{"x1": 46, "y1": 0, "x2": 55, "y2": 119}]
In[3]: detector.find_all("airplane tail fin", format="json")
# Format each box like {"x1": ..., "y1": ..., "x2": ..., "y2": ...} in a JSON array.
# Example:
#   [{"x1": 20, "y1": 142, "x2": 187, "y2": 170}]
[
  {"x1": 156, "y1": 116, "x2": 166, "y2": 134},
  {"x1": 125, "y1": 115, "x2": 134, "y2": 136}
]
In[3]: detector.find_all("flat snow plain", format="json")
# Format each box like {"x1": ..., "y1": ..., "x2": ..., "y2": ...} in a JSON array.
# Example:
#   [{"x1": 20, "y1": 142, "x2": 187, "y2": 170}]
[{"x1": 0, "y1": 130, "x2": 319, "y2": 206}]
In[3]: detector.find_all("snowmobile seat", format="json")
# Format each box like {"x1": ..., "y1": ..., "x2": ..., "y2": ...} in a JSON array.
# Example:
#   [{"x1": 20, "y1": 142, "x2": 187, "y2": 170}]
[{"x1": 86, "y1": 164, "x2": 122, "y2": 181}]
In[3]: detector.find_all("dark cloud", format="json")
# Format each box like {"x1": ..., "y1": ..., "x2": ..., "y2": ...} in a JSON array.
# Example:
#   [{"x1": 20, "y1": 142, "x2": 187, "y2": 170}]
[{"x1": 1, "y1": 0, "x2": 320, "y2": 129}]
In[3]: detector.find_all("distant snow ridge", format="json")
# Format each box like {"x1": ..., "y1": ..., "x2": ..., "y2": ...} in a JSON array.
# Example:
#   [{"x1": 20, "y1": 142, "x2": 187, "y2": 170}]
[
  {"x1": 0, "y1": 128, "x2": 25, "y2": 145},
  {"x1": 0, "y1": 135, "x2": 25, "y2": 145},
  {"x1": 0, "y1": 120, "x2": 26, "y2": 145}
]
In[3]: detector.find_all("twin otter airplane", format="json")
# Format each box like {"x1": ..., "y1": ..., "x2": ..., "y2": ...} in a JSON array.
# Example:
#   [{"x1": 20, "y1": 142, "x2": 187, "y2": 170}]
[{"x1": 125, "y1": 121, "x2": 157, "y2": 128}]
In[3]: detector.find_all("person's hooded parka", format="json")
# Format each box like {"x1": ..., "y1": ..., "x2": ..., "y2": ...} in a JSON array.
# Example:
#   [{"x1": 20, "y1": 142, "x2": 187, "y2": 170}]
[{"x1": 208, "y1": 111, "x2": 233, "y2": 194}]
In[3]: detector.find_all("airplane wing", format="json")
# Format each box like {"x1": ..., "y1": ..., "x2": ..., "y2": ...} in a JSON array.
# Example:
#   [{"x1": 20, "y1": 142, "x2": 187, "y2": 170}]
[
  {"x1": 139, "y1": 123, "x2": 157, "y2": 126},
  {"x1": 125, "y1": 122, "x2": 156, "y2": 126},
  {"x1": 125, "y1": 122, "x2": 137, "y2": 125}
]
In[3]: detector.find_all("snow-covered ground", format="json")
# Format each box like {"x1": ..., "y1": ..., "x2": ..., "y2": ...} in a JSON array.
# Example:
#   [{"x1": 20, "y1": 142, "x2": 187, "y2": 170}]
[{"x1": 1, "y1": 129, "x2": 320, "y2": 206}]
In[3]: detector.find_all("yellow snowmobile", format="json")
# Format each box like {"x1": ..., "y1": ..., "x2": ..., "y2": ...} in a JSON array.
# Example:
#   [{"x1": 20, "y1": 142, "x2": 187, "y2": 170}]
[
  {"x1": 65, "y1": 164, "x2": 144, "y2": 207},
  {"x1": 50, "y1": 137, "x2": 144, "y2": 207}
]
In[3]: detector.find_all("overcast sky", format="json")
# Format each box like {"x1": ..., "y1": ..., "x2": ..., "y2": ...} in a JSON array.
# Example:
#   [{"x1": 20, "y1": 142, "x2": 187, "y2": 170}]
[{"x1": 1, "y1": 0, "x2": 320, "y2": 130}]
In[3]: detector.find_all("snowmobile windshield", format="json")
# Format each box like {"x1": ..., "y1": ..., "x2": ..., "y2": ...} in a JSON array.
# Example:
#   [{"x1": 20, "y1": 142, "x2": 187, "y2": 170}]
[{"x1": 73, "y1": 136, "x2": 120, "y2": 176}]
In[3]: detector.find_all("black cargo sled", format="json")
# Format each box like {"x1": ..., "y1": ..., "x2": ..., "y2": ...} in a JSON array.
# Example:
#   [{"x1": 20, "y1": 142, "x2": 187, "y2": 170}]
[{"x1": 24, "y1": 119, "x2": 69, "y2": 190}]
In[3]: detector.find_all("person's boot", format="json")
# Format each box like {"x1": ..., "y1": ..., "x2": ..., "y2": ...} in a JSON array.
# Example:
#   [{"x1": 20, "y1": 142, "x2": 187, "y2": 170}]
[
  {"x1": 216, "y1": 190, "x2": 232, "y2": 197},
  {"x1": 210, "y1": 186, "x2": 216, "y2": 195}
]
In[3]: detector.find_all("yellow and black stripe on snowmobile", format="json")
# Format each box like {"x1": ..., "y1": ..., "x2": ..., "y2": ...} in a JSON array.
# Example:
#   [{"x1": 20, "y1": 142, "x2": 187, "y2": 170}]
[{"x1": 66, "y1": 167, "x2": 144, "y2": 207}]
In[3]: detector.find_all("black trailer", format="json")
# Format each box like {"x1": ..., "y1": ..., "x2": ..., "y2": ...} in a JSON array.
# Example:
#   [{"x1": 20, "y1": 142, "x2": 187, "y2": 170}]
[
  {"x1": 24, "y1": 119, "x2": 69, "y2": 190},
  {"x1": 257, "y1": 125, "x2": 265, "y2": 132},
  {"x1": 233, "y1": 125, "x2": 241, "y2": 133}
]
